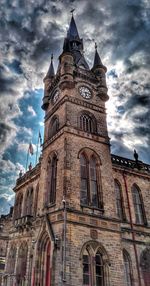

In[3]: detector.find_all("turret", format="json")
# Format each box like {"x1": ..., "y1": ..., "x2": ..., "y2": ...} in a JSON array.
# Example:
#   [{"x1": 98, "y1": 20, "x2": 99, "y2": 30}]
[
  {"x1": 92, "y1": 44, "x2": 108, "y2": 101},
  {"x1": 42, "y1": 55, "x2": 55, "y2": 110}
]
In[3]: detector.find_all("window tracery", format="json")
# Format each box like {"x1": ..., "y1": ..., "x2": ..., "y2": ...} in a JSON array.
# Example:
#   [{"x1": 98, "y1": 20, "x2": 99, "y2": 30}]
[
  {"x1": 79, "y1": 113, "x2": 96, "y2": 134},
  {"x1": 131, "y1": 184, "x2": 146, "y2": 225},
  {"x1": 80, "y1": 150, "x2": 103, "y2": 209},
  {"x1": 81, "y1": 242, "x2": 110, "y2": 286}
]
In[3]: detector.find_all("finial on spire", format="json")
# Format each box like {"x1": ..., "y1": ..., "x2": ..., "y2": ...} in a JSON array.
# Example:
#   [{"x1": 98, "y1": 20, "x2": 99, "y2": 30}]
[
  {"x1": 51, "y1": 53, "x2": 53, "y2": 61},
  {"x1": 70, "y1": 8, "x2": 75, "y2": 16},
  {"x1": 95, "y1": 42, "x2": 97, "y2": 50}
]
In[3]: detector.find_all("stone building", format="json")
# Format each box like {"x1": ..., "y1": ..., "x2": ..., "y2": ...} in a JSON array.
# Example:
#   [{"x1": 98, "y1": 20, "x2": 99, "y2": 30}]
[
  {"x1": 0, "y1": 209, "x2": 13, "y2": 285},
  {"x1": 2, "y1": 14, "x2": 150, "y2": 286}
]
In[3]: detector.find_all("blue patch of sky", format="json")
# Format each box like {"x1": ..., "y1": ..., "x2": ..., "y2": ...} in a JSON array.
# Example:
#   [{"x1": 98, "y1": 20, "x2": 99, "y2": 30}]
[
  {"x1": 2, "y1": 89, "x2": 44, "y2": 171},
  {"x1": 117, "y1": 106, "x2": 125, "y2": 114},
  {"x1": 5, "y1": 59, "x2": 23, "y2": 75},
  {"x1": 14, "y1": 89, "x2": 44, "y2": 137},
  {"x1": 107, "y1": 69, "x2": 118, "y2": 78}
]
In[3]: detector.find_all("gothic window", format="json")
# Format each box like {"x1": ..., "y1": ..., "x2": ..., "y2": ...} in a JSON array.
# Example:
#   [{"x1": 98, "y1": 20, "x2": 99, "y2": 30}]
[
  {"x1": 140, "y1": 248, "x2": 150, "y2": 286},
  {"x1": 114, "y1": 179, "x2": 125, "y2": 220},
  {"x1": 7, "y1": 245, "x2": 16, "y2": 274},
  {"x1": 90, "y1": 156, "x2": 98, "y2": 207},
  {"x1": 47, "y1": 154, "x2": 57, "y2": 205},
  {"x1": 123, "y1": 250, "x2": 133, "y2": 286},
  {"x1": 24, "y1": 187, "x2": 34, "y2": 216},
  {"x1": 80, "y1": 152, "x2": 102, "y2": 209},
  {"x1": 14, "y1": 193, "x2": 23, "y2": 219},
  {"x1": 80, "y1": 154, "x2": 88, "y2": 205},
  {"x1": 49, "y1": 116, "x2": 59, "y2": 138},
  {"x1": 16, "y1": 242, "x2": 28, "y2": 284},
  {"x1": 80, "y1": 114, "x2": 95, "y2": 133},
  {"x1": 83, "y1": 249, "x2": 91, "y2": 285},
  {"x1": 81, "y1": 242, "x2": 110, "y2": 286},
  {"x1": 131, "y1": 184, "x2": 145, "y2": 225}
]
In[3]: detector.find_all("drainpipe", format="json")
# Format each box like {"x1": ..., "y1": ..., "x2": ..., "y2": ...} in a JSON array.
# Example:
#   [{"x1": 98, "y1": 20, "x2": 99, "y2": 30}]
[
  {"x1": 122, "y1": 171, "x2": 142, "y2": 286},
  {"x1": 62, "y1": 197, "x2": 67, "y2": 283}
]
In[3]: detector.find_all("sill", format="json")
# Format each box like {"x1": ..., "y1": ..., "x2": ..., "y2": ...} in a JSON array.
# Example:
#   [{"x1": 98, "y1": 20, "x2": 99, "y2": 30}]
[
  {"x1": 45, "y1": 203, "x2": 56, "y2": 208},
  {"x1": 134, "y1": 222, "x2": 147, "y2": 227},
  {"x1": 80, "y1": 204, "x2": 104, "y2": 213}
]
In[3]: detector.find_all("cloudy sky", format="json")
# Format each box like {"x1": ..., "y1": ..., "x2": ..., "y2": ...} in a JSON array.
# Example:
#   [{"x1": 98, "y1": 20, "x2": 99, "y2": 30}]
[{"x1": 0, "y1": 0, "x2": 150, "y2": 214}]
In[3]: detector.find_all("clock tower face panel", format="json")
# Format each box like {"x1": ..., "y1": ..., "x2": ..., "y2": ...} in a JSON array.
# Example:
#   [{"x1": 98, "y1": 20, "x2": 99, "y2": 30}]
[{"x1": 79, "y1": 86, "x2": 92, "y2": 99}]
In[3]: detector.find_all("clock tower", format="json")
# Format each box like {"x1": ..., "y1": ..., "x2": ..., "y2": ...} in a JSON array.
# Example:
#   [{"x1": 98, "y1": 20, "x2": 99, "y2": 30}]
[{"x1": 39, "y1": 14, "x2": 119, "y2": 286}]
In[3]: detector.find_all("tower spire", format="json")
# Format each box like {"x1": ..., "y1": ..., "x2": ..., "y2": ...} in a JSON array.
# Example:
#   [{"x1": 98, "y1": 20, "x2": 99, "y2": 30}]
[
  {"x1": 67, "y1": 12, "x2": 80, "y2": 41},
  {"x1": 92, "y1": 43, "x2": 105, "y2": 70},
  {"x1": 45, "y1": 54, "x2": 55, "y2": 79}
]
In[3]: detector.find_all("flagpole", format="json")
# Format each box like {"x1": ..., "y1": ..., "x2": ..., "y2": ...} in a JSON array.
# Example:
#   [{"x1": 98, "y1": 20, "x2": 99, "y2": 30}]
[
  {"x1": 26, "y1": 147, "x2": 29, "y2": 171},
  {"x1": 35, "y1": 135, "x2": 39, "y2": 165}
]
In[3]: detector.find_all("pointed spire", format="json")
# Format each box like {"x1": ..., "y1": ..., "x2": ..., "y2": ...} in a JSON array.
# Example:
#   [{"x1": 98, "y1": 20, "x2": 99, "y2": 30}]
[
  {"x1": 67, "y1": 12, "x2": 80, "y2": 41},
  {"x1": 93, "y1": 43, "x2": 104, "y2": 69},
  {"x1": 45, "y1": 54, "x2": 55, "y2": 79}
]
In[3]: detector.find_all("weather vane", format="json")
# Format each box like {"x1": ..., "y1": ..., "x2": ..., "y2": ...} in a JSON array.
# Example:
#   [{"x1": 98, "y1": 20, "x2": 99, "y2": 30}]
[
  {"x1": 51, "y1": 53, "x2": 53, "y2": 60},
  {"x1": 95, "y1": 42, "x2": 97, "y2": 49},
  {"x1": 70, "y1": 8, "x2": 75, "y2": 16}
]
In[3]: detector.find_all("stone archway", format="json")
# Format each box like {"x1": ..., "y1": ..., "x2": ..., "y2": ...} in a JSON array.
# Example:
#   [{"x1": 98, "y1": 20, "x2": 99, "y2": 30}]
[{"x1": 35, "y1": 231, "x2": 51, "y2": 286}]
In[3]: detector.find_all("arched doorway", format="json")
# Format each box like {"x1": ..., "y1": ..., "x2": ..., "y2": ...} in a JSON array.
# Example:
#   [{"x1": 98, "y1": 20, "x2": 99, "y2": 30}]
[
  {"x1": 35, "y1": 232, "x2": 51, "y2": 286},
  {"x1": 140, "y1": 248, "x2": 150, "y2": 286}
]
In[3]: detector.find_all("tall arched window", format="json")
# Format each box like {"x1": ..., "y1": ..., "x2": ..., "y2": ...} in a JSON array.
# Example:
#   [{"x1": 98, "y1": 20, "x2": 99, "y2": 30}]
[
  {"x1": 123, "y1": 250, "x2": 133, "y2": 286},
  {"x1": 80, "y1": 114, "x2": 96, "y2": 133},
  {"x1": 81, "y1": 242, "x2": 110, "y2": 286},
  {"x1": 114, "y1": 180, "x2": 125, "y2": 220},
  {"x1": 7, "y1": 245, "x2": 16, "y2": 274},
  {"x1": 16, "y1": 242, "x2": 28, "y2": 285},
  {"x1": 80, "y1": 154, "x2": 88, "y2": 205},
  {"x1": 14, "y1": 193, "x2": 23, "y2": 219},
  {"x1": 140, "y1": 248, "x2": 150, "y2": 286},
  {"x1": 90, "y1": 156, "x2": 98, "y2": 207},
  {"x1": 47, "y1": 154, "x2": 57, "y2": 205},
  {"x1": 132, "y1": 185, "x2": 145, "y2": 225},
  {"x1": 80, "y1": 152, "x2": 101, "y2": 208},
  {"x1": 49, "y1": 116, "x2": 59, "y2": 138},
  {"x1": 24, "y1": 187, "x2": 34, "y2": 216}
]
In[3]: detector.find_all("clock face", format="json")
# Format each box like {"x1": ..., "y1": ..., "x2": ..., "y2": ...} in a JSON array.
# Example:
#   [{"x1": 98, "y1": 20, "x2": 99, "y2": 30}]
[
  {"x1": 79, "y1": 86, "x2": 92, "y2": 99},
  {"x1": 52, "y1": 90, "x2": 59, "y2": 104}
]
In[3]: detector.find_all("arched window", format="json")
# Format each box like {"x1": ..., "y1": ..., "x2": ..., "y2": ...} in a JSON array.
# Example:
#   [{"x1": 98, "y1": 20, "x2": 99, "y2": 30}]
[
  {"x1": 140, "y1": 248, "x2": 150, "y2": 286},
  {"x1": 80, "y1": 154, "x2": 88, "y2": 205},
  {"x1": 49, "y1": 116, "x2": 59, "y2": 138},
  {"x1": 123, "y1": 250, "x2": 133, "y2": 286},
  {"x1": 14, "y1": 193, "x2": 23, "y2": 219},
  {"x1": 80, "y1": 152, "x2": 101, "y2": 208},
  {"x1": 83, "y1": 249, "x2": 91, "y2": 285},
  {"x1": 24, "y1": 187, "x2": 34, "y2": 216},
  {"x1": 132, "y1": 185, "x2": 145, "y2": 225},
  {"x1": 47, "y1": 154, "x2": 57, "y2": 205},
  {"x1": 80, "y1": 114, "x2": 95, "y2": 133},
  {"x1": 7, "y1": 245, "x2": 16, "y2": 274},
  {"x1": 81, "y1": 242, "x2": 110, "y2": 286},
  {"x1": 114, "y1": 180, "x2": 125, "y2": 220},
  {"x1": 90, "y1": 156, "x2": 98, "y2": 207},
  {"x1": 16, "y1": 242, "x2": 28, "y2": 285}
]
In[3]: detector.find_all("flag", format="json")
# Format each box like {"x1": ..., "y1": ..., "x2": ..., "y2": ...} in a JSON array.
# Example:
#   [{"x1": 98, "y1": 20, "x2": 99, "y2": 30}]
[
  {"x1": 29, "y1": 142, "x2": 34, "y2": 155},
  {"x1": 39, "y1": 131, "x2": 42, "y2": 146}
]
